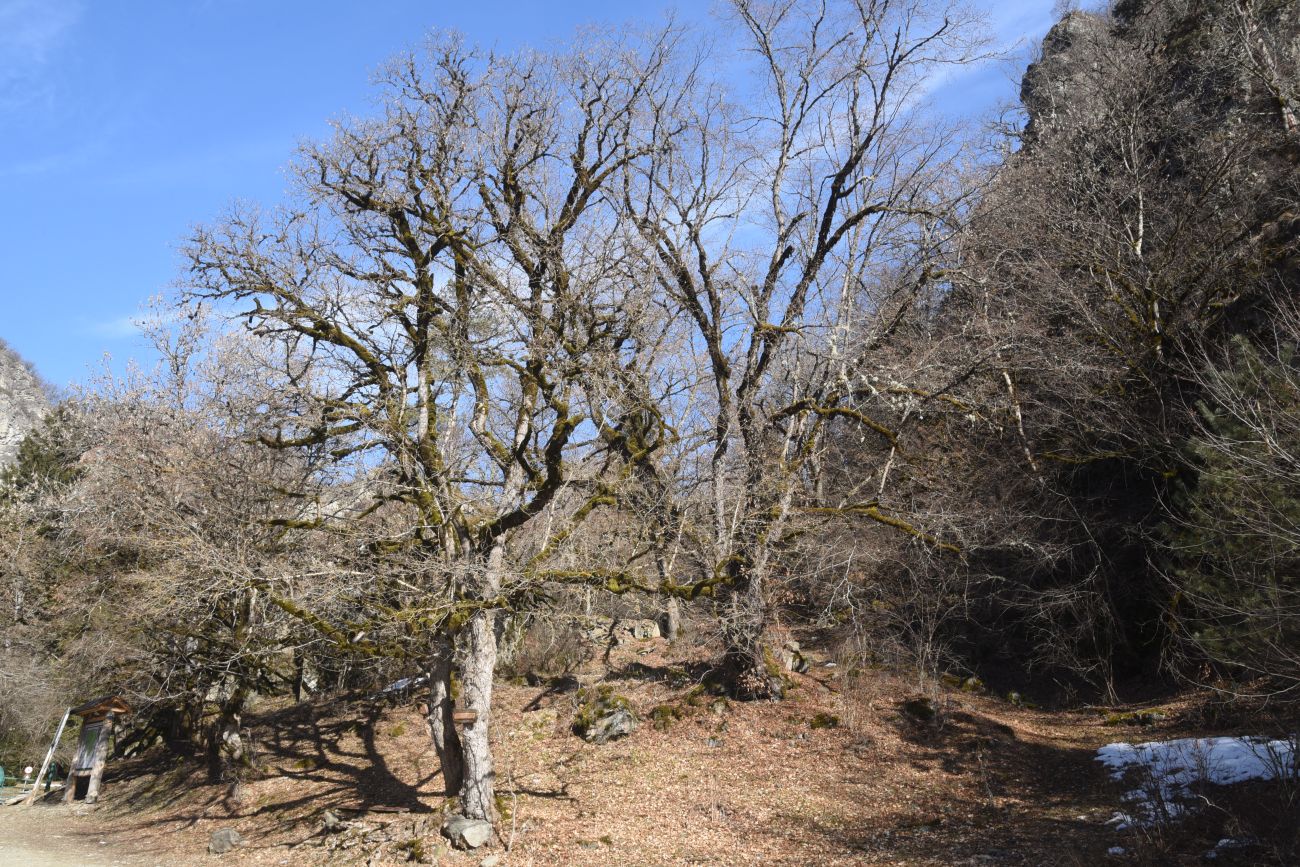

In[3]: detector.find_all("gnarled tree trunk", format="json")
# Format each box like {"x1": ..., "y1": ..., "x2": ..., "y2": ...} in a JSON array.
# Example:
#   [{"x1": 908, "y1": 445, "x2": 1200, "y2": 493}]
[
  {"x1": 455, "y1": 541, "x2": 505, "y2": 825},
  {"x1": 719, "y1": 557, "x2": 783, "y2": 700},
  {"x1": 426, "y1": 633, "x2": 463, "y2": 796},
  {"x1": 206, "y1": 685, "x2": 250, "y2": 783}
]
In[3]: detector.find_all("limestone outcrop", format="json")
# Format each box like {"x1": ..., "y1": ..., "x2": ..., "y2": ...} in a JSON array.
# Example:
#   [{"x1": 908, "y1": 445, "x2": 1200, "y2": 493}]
[{"x1": 0, "y1": 338, "x2": 51, "y2": 467}]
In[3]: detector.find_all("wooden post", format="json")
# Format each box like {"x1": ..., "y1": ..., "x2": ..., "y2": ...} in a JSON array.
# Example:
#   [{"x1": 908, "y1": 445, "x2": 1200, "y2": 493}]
[
  {"x1": 59, "y1": 696, "x2": 131, "y2": 804},
  {"x1": 23, "y1": 708, "x2": 71, "y2": 807},
  {"x1": 83, "y1": 712, "x2": 115, "y2": 804}
]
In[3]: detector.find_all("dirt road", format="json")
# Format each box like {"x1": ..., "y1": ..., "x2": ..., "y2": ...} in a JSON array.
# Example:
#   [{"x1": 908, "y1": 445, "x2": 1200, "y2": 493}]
[{"x1": 0, "y1": 807, "x2": 149, "y2": 866}]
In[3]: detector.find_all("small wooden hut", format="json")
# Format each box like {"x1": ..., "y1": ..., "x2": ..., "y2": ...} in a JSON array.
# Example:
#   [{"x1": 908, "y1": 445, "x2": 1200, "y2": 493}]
[{"x1": 63, "y1": 695, "x2": 131, "y2": 804}]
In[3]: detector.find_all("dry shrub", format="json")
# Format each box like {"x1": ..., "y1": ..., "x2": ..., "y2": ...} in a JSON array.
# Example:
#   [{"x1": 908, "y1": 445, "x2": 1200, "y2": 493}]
[{"x1": 499, "y1": 617, "x2": 589, "y2": 681}]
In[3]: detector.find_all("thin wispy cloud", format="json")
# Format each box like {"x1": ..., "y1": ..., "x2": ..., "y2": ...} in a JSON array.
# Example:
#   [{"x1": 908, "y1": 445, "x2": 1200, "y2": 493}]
[
  {"x1": 916, "y1": 1, "x2": 1057, "y2": 109},
  {"x1": 88, "y1": 314, "x2": 150, "y2": 339},
  {"x1": 88, "y1": 303, "x2": 244, "y2": 340},
  {"x1": 0, "y1": 139, "x2": 99, "y2": 177},
  {"x1": 0, "y1": 0, "x2": 82, "y2": 111},
  {"x1": 87, "y1": 307, "x2": 188, "y2": 340}
]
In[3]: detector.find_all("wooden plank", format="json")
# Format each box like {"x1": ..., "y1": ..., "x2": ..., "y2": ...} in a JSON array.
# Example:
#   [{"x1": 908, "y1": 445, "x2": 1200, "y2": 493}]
[
  {"x1": 83, "y1": 713, "x2": 115, "y2": 804},
  {"x1": 23, "y1": 708, "x2": 70, "y2": 807},
  {"x1": 70, "y1": 695, "x2": 132, "y2": 718},
  {"x1": 72, "y1": 722, "x2": 103, "y2": 772}
]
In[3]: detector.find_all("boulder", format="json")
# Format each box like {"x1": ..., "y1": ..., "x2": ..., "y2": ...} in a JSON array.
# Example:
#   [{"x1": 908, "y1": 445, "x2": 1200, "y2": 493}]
[
  {"x1": 903, "y1": 697, "x2": 937, "y2": 722},
  {"x1": 779, "y1": 640, "x2": 809, "y2": 673},
  {"x1": 442, "y1": 815, "x2": 494, "y2": 850},
  {"x1": 573, "y1": 685, "x2": 638, "y2": 744},
  {"x1": 207, "y1": 828, "x2": 244, "y2": 855},
  {"x1": 583, "y1": 707, "x2": 637, "y2": 744},
  {"x1": 624, "y1": 621, "x2": 660, "y2": 642}
]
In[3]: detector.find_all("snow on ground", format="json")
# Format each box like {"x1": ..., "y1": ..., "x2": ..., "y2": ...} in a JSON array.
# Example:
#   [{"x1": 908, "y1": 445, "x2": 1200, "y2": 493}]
[
  {"x1": 1095, "y1": 735, "x2": 1297, "y2": 829},
  {"x1": 376, "y1": 675, "x2": 427, "y2": 696}
]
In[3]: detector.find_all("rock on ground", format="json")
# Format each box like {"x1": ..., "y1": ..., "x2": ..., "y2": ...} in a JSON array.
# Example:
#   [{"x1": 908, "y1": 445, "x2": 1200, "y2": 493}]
[
  {"x1": 584, "y1": 707, "x2": 637, "y2": 744},
  {"x1": 207, "y1": 828, "x2": 243, "y2": 855},
  {"x1": 442, "y1": 815, "x2": 494, "y2": 849}
]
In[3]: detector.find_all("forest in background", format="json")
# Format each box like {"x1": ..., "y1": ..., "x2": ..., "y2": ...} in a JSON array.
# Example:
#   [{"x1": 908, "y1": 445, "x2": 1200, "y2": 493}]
[{"x1": 0, "y1": 0, "x2": 1297, "y2": 835}]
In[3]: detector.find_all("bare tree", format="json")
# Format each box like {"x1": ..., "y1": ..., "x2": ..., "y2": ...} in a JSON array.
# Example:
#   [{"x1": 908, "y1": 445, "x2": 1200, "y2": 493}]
[
  {"x1": 182, "y1": 30, "x2": 685, "y2": 822},
  {"x1": 55, "y1": 314, "x2": 323, "y2": 780},
  {"x1": 623, "y1": 0, "x2": 987, "y2": 696}
]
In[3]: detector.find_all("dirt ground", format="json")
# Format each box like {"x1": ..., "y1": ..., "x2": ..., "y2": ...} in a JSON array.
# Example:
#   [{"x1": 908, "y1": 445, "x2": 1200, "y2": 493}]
[
  {"x1": 0, "y1": 639, "x2": 1287, "y2": 866},
  {"x1": 0, "y1": 805, "x2": 157, "y2": 866}
]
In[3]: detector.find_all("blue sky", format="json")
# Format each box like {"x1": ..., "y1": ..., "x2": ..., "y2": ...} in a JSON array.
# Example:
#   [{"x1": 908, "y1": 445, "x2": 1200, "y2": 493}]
[{"x1": 0, "y1": 0, "x2": 1056, "y2": 390}]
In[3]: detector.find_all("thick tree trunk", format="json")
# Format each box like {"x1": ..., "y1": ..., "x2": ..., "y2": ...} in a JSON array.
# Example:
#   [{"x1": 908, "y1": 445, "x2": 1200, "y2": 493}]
[
  {"x1": 664, "y1": 596, "x2": 681, "y2": 642},
  {"x1": 426, "y1": 634, "x2": 463, "y2": 796},
  {"x1": 720, "y1": 510, "x2": 789, "y2": 700},
  {"x1": 720, "y1": 571, "x2": 782, "y2": 700},
  {"x1": 206, "y1": 686, "x2": 249, "y2": 783},
  {"x1": 456, "y1": 541, "x2": 504, "y2": 825},
  {"x1": 458, "y1": 611, "x2": 498, "y2": 822},
  {"x1": 719, "y1": 470, "x2": 798, "y2": 700},
  {"x1": 656, "y1": 547, "x2": 681, "y2": 641}
]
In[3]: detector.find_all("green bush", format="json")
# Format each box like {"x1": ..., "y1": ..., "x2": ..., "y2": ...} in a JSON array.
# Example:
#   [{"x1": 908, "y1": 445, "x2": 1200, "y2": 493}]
[{"x1": 1161, "y1": 337, "x2": 1300, "y2": 690}]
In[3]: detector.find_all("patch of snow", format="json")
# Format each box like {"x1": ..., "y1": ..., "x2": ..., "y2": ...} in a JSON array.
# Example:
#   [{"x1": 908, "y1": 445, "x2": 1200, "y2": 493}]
[
  {"x1": 1105, "y1": 810, "x2": 1135, "y2": 831},
  {"x1": 1204, "y1": 837, "x2": 1256, "y2": 860},
  {"x1": 1107, "y1": 845, "x2": 1126, "y2": 856},
  {"x1": 1096, "y1": 736, "x2": 1296, "y2": 827},
  {"x1": 376, "y1": 675, "x2": 428, "y2": 696}
]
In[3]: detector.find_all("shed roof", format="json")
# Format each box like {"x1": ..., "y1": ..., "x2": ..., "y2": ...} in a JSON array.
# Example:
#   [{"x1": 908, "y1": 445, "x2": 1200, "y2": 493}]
[{"x1": 70, "y1": 695, "x2": 132, "y2": 718}]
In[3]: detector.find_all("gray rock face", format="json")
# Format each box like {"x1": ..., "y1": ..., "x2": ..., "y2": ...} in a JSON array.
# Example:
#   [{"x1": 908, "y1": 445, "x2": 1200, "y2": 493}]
[
  {"x1": 582, "y1": 707, "x2": 637, "y2": 744},
  {"x1": 442, "y1": 815, "x2": 494, "y2": 849},
  {"x1": 207, "y1": 828, "x2": 244, "y2": 854},
  {"x1": 1019, "y1": 11, "x2": 1113, "y2": 144},
  {"x1": 0, "y1": 339, "x2": 50, "y2": 468},
  {"x1": 577, "y1": 615, "x2": 662, "y2": 646}
]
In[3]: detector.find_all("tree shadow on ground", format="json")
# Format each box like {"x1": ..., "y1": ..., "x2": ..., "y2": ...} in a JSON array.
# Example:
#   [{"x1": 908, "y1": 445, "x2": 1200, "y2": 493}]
[
  {"x1": 818, "y1": 701, "x2": 1128, "y2": 865},
  {"x1": 601, "y1": 659, "x2": 719, "y2": 688},
  {"x1": 85, "y1": 696, "x2": 442, "y2": 860},
  {"x1": 251, "y1": 698, "x2": 439, "y2": 814}
]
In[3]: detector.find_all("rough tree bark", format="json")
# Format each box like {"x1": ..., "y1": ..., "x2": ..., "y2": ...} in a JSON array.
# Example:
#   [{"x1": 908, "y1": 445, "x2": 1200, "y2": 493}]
[{"x1": 425, "y1": 634, "x2": 463, "y2": 796}]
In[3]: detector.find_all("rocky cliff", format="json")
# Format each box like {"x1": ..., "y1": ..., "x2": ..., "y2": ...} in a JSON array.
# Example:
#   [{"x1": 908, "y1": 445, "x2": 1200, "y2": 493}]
[
  {"x1": 1018, "y1": 11, "x2": 1113, "y2": 145},
  {"x1": 0, "y1": 339, "x2": 51, "y2": 467}
]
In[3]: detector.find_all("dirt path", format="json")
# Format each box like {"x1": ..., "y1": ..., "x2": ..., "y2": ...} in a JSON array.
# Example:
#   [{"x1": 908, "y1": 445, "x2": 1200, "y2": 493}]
[{"x1": 0, "y1": 806, "x2": 154, "y2": 866}]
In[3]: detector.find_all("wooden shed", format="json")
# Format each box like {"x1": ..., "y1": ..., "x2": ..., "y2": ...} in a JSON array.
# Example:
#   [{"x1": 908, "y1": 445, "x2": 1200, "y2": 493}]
[{"x1": 63, "y1": 695, "x2": 131, "y2": 804}]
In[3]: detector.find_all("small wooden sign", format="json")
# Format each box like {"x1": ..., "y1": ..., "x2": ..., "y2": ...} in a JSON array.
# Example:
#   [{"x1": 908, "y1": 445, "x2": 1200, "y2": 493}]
[
  {"x1": 72, "y1": 723, "x2": 105, "y2": 772},
  {"x1": 451, "y1": 709, "x2": 478, "y2": 726},
  {"x1": 62, "y1": 695, "x2": 130, "y2": 805}
]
